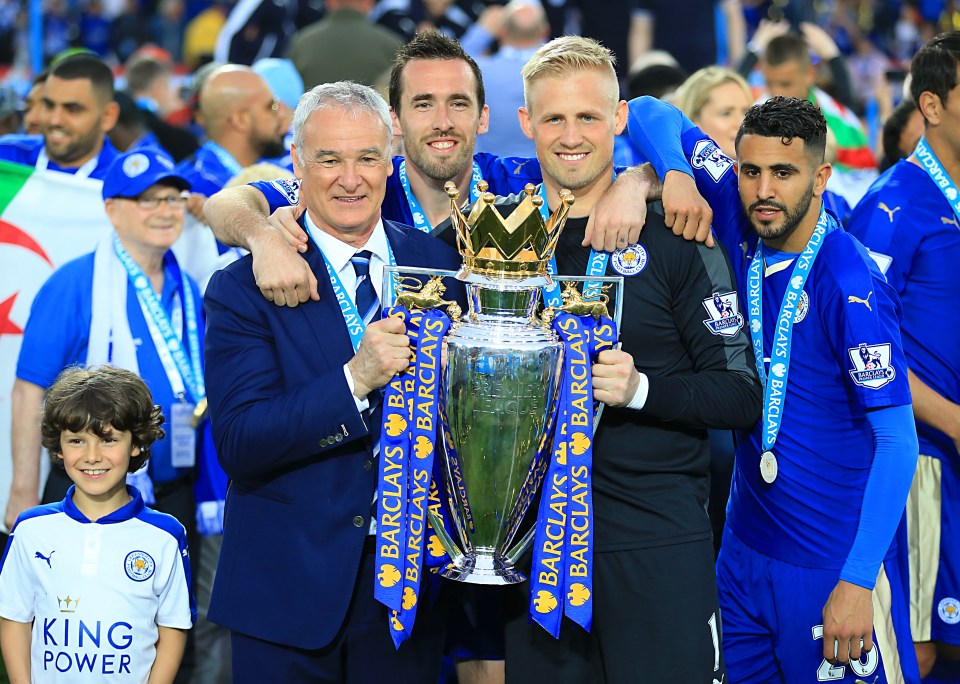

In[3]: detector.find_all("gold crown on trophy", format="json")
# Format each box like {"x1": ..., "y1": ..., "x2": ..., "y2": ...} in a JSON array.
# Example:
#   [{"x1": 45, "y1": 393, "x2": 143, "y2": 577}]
[{"x1": 446, "y1": 180, "x2": 574, "y2": 278}]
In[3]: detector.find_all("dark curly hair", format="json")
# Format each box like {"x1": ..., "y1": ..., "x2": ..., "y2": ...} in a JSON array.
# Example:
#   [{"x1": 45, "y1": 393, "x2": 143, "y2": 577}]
[
  {"x1": 735, "y1": 96, "x2": 827, "y2": 164},
  {"x1": 388, "y1": 30, "x2": 485, "y2": 114},
  {"x1": 910, "y1": 32, "x2": 960, "y2": 112},
  {"x1": 41, "y1": 366, "x2": 165, "y2": 473}
]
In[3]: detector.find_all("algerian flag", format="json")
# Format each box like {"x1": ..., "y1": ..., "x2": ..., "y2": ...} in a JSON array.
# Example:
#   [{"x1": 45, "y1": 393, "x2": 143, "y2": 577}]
[{"x1": 0, "y1": 160, "x2": 109, "y2": 526}]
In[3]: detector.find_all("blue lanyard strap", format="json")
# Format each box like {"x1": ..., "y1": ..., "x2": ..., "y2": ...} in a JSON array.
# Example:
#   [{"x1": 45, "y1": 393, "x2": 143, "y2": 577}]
[
  {"x1": 201, "y1": 140, "x2": 243, "y2": 178},
  {"x1": 746, "y1": 205, "x2": 830, "y2": 452},
  {"x1": 302, "y1": 217, "x2": 396, "y2": 353},
  {"x1": 113, "y1": 236, "x2": 204, "y2": 402},
  {"x1": 538, "y1": 183, "x2": 610, "y2": 307},
  {"x1": 914, "y1": 137, "x2": 960, "y2": 221},
  {"x1": 399, "y1": 160, "x2": 483, "y2": 232}
]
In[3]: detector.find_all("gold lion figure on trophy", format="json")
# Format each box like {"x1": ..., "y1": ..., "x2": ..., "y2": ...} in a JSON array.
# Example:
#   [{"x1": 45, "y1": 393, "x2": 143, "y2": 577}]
[
  {"x1": 394, "y1": 275, "x2": 462, "y2": 321},
  {"x1": 541, "y1": 282, "x2": 611, "y2": 326}
]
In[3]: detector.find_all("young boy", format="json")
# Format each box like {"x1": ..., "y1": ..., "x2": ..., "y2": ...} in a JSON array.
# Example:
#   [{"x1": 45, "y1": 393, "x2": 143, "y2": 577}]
[{"x1": 0, "y1": 366, "x2": 195, "y2": 683}]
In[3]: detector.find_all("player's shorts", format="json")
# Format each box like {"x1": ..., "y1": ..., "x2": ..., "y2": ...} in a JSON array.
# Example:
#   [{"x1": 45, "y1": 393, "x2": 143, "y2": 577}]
[
  {"x1": 907, "y1": 454, "x2": 960, "y2": 646},
  {"x1": 503, "y1": 537, "x2": 724, "y2": 684},
  {"x1": 444, "y1": 583, "x2": 505, "y2": 661},
  {"x1": 717, "y1": 528, "x2": 920, "y2": 684}
]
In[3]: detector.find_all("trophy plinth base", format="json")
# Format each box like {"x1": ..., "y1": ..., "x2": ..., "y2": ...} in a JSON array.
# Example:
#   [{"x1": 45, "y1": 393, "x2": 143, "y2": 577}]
[{"x1": 440, "y1": 551, "x2": 526, "y2": 585}]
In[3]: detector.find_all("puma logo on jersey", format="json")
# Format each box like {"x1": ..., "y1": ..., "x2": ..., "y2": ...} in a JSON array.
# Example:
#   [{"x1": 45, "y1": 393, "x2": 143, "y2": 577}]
[
  {"x1": 877, "y1": 202, "x2": 900, "y2": 222},
  {"x1": 942, "y1": 215, "x2": 960, "y2": 229},
  {"x1": 848, "y1": 292, "x2": 873, "y2": 311},
  {"x1": 35, "y1": 550, "x2": 54, "y2": 568},
  {"x1": 513, "y1": 160, "x2": 531, "y2": 174}
]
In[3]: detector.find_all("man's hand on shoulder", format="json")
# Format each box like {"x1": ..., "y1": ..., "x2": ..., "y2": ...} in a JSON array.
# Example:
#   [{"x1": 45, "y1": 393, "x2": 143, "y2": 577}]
[
  {"x1": 592, "y1": 349, "x2": 641, "y2": 407},
  {"x1": 249, "y1": 205, "x2": 318, "y2": 307},
  {"x1": 821, "y1": 580, "x2": 874, "y2": 665},
  {"x1": 347, "y1": 317, "x2": 411, "y2": 399},
  {"x1": 583, "y1": 167, "x2": 650, "y2": 252},
  {"x1": 663, "y1": 170, "x2": 714, "y2": 247}
]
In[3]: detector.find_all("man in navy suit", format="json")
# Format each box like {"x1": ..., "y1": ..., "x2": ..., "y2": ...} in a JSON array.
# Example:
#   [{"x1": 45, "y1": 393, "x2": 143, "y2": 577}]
[{"x1": 203, "y1": 81, "x2": 461, "y2": 683}]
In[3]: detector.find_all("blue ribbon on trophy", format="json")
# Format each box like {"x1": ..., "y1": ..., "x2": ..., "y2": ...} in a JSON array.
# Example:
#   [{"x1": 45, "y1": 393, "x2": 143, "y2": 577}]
[
  {"x1": 376, "y1": 305, "x2": 452, "y2": 647},
  {"x1": 374, "y1": 178, "x2": 624, "y2": 647},
  {"x1": 529, "y1": 312, "x2": 616, "y2": 636}
]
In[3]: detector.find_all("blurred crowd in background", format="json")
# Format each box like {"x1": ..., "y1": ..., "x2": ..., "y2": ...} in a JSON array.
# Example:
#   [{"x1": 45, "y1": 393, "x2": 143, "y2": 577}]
[{"x1": 0, "y1": 0, "x2": 954, "y2": 180}]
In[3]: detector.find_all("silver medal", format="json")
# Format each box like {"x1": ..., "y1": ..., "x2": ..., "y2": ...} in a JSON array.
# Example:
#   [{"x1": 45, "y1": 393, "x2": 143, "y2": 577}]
[{"x1": 760, "y1": 450, "x2": 778, "y2": 484}]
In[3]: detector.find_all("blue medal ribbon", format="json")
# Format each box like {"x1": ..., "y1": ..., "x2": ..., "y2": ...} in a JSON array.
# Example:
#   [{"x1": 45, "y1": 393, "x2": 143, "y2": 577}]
[
  {"x1": 914, "y1": 137, "x2": 960, "y2": 221},
  {"x1": 538, "y1": 183, "x2": 611, "y2": 307},
  {"x1": 113, "y1": 236, "x2": 204, "y2": 403},
  {"x1": 399, "y1": 160, "x2": 484, "y2": 232},
  {"x1": 746, "y1": 205, "x2": 830, "y2": 457},
  {"x1": 302, "y1": 218, "x2": 397, "y2": 353},
  {"x1": 529, "y1": 312, "x2": 616, "y2": 636}
]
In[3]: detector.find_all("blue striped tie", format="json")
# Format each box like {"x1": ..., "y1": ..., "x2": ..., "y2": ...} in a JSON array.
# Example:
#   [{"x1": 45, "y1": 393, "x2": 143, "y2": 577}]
[{"x1": 351, "y1": 250, "x2": 379, "y2": 324}]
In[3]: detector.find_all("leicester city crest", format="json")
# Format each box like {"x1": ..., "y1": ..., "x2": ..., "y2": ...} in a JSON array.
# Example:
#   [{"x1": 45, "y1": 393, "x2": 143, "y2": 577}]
[
  {"x1": 848, "y1": 342, "x2": 896, "y2": 389},
  {"x1": 124, "y1": 550, "x2": 156, "y2": 582},
  {"x1": 794, "y1": 290, "x2": 810, "y2": 323},
  {"x1": 611, "y1": 243, "x2": 647, "y2": 276},
  {"x1": 702, "y1": 291, "x2": 744, "y2": 337}
]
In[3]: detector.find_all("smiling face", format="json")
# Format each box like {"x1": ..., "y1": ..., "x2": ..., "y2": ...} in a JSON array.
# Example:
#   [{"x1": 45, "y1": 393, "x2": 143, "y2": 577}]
[
  {"x1": 58, "y1": 425, "x2": 138, "y2": 513},
  {"x1": 519, "y1": 66, "x2": 626, "y2": 213},
  {"x1": 736, "y1": 133, "x2": 830, "y2": 251},
  {"x1": 393, "y1": 58, "x2": 489, "y2": 182},
  {"x1": 292, "y1": 105, "x2": 393, "y2": 246},
  {"x1": 42, "y1": 75, "x2": 117, "y2": 166},
  {"x1": 105, "y1": 182, "x2": 187, "y2": 260}
]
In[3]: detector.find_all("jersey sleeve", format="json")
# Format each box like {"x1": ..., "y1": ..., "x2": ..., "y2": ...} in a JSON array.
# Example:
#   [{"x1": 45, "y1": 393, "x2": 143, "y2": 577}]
[
  {"x1": 250, "y1": 178, "x2": 300, "y2": 214},
  {"x1": 16, "y1": 262, "x2": 92, "y2": 389},
  {"x1": 155, "y1": 524, "x2": 195, "y2": 628},
  {"x1": 625, "y1": 96, "x2": 745, "y2": 252},
  {"x1": 641, "y1": 235, "x2": 762, "y2": 429},
  {"x1": 820, "y1": 239, "x2": 912, "y2": 411},
  {"x1": 846, "y1": 189, "x2": 917, "y2": 296},
  {"x1": 0, "y1": 526, "x2": 38, "y2": 622}
]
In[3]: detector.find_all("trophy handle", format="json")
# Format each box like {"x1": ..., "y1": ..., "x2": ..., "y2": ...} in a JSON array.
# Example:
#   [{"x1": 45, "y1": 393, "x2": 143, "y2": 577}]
[
  {"x1": 504, "y1": 525, "x2": 537, "y2": 567},
  {"x1": 427, "y1": 510, "x2": 465, "y2": 563}
]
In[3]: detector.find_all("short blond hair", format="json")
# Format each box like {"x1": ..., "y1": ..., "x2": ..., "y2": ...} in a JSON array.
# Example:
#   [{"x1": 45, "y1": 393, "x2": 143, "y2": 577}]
[
  {"x1": 673, "y1": 67, "x2": 752, "y2": 123},
  {"x1": 522, "y1": 36, "x2": 617, "y2": 107}
]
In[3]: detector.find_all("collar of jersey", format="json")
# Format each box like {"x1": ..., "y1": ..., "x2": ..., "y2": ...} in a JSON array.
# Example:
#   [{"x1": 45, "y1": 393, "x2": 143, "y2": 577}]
[{"x1": 63, "y1": 485, "x2": 146, "y2": 524}]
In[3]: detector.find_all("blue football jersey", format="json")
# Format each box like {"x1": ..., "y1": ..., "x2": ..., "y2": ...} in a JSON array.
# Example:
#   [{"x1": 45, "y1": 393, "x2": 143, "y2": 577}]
[
  {"x1": 848, "y1": 160, "x2": 960, "y2": 465},
  {"x1": 662, "y1": 122, "x2": 913, "y2": 569},
  {"x1": 0, "y1": 134, "x2": 118, "y2": 179}
]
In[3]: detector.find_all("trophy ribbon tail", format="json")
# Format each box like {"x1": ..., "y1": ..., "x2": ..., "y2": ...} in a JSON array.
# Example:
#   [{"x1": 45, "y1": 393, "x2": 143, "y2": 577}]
[{"x1": 427, "y1": 509, "x2": 464, "y2": 562}]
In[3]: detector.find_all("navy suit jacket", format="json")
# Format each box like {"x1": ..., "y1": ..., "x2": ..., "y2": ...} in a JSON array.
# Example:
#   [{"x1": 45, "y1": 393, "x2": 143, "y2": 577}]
[{"x1": 204, "y1": 219, "x2": 460, "y2": 649}]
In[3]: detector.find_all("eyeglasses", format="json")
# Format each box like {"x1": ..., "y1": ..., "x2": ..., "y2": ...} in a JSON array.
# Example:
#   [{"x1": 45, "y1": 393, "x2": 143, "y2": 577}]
[{"x1": 117, "y1": 193, "x2": 189, "y2": 210}]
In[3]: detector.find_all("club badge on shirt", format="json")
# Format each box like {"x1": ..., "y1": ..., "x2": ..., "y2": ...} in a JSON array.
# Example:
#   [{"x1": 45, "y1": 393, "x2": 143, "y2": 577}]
[
  {"x1": 611, "y1": 244, "x2": 647, "y2": 276},
  {"x1": 848, "y1": 342, "x2": 896, "y2": 389},
  {"x1": 794, "y1": 290, "x2": 810, "y2": 323},
  {"x1": 124, "y1": 550, "x2": 156, "y2": 582},
  {"x1": 701, "y1": 291, "x2": 744, "y2": 337}
]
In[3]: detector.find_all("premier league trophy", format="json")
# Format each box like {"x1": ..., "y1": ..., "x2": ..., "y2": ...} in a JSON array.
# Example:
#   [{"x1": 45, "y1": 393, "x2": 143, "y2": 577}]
[{"x1": 375, "y1": 181, "x2": 621, "y2": 644}]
